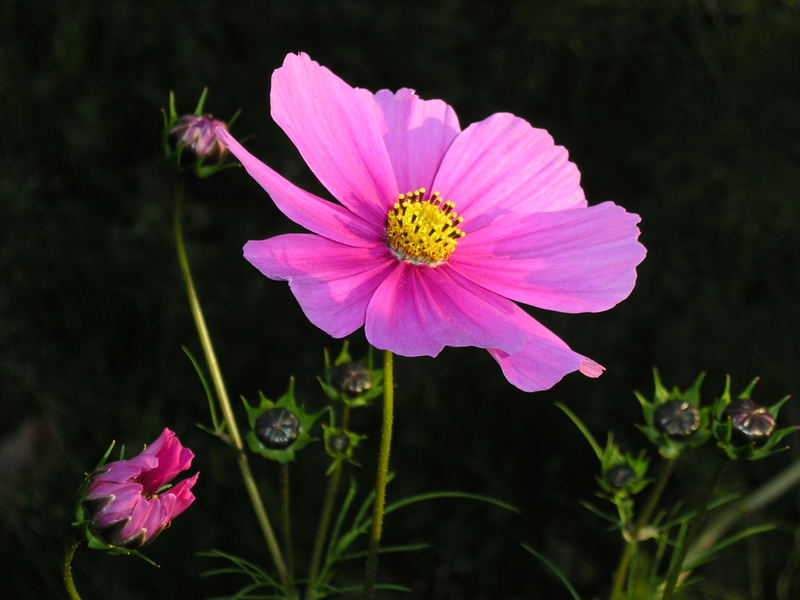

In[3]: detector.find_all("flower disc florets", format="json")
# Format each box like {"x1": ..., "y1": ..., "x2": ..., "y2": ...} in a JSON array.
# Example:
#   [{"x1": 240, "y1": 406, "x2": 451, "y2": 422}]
[{"x1": 386, "y1": 188, "x2": 465, "y2": 266}]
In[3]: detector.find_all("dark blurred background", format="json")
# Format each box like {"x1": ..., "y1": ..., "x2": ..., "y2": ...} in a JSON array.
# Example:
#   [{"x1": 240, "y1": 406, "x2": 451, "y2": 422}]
[{"x1": 3, "y1": 1, "x2": 799, "y2": 598}]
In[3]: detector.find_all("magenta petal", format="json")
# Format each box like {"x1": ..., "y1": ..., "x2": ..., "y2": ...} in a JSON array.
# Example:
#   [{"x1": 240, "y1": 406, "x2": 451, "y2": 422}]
[
  {"x1": 216, "y1": 127, "x2": 383, "y2": 247},
  {"x1": 432, "y1": 113, "x2": 586, "y2": 232},
  {"x1": 373, "y1": 88, "x2": 460, "y2": 194},
  {"x1": 452, "y1": 201, "x2": 645, "y2": 313},
  {"x1": 244, "y1": 234, "x2": 395, "y2": 338},
  {"x1": 364, "y1": 263, "x2": 525, "y2": 357},
  {"x1": 271, "y1": 53, "x2": 398, "y2": 223},
  {"x1": 487, "y1": 305, "x2": 604, "y2": 392},
  {"x1": 139, "y1": 429, "x2": 195, "y2": 495},
  {"x1": 166, "y1": 472, "x2": 199, "y2": 518},
  {"x1": 141, "y1": 495, "x2": 176, "y2": 542},
  {"x1": 91, "y1": 455, "x2": 155, "y2": 484}
]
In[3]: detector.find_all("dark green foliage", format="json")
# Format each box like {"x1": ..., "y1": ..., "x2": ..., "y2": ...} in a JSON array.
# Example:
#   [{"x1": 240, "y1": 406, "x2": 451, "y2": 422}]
[{"x1": 3, "y1": 1, "x2": 800, "y2": 598}]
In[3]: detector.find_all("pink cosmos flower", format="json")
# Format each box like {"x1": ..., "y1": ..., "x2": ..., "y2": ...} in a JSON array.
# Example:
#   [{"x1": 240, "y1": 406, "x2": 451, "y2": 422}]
[
  {"x1": 171, "y1": 114, "x2": 228, "y2": 160},
  {"x1": 216, "y1": 52, "x2": 646, "y2": 392},
  {"x1": 84, "y1": 428, "x2": 198, "y2": 548}
]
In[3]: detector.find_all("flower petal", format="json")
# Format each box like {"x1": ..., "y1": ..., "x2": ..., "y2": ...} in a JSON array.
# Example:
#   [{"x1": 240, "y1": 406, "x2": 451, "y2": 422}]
[
  {"x1": 216, "y1": 127, "x2": 383, "y2": 247},
  {"x1": 271, "y1": 52, "x2": 398, "y2": 223},
  {"x1": 373, "y1": 88, "x2": 460, "y2": 194},
  {"x1": 139, "y1": 428, "x2": 195, "y2": 495},
  {"x1": 487, "y1": 305, "x2": 604, "y2": 392},
  {"x1": 452, "y1": 202, "x2": 646, "y2": 313},
  {"x1": 432, "y1": 113, "x2": 586, "y2": 232},
  {"x1": 244, "y1": 234, "x2": 395, "y2": 338},
  {"x1": 91, "y1": 455, "x2": 155, "y2": 484},
  {"x1": 166, "y1": 472, "x2": 199, "y2": 519},
  {"x1": 364, "y1": 263, "x2": 525, "y2": 357}
]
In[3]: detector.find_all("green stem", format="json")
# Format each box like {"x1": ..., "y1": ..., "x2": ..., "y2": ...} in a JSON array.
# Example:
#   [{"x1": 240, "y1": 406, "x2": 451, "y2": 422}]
[
  {"x1": 610, "y1": 458, "x2": 675, "y2": 600},
  {"x1": 173, "y1": 182, "x2": 292, "y2": 594},
  {"x1": 662, "y1": 458, "x2": 726, "y2": 599},
  {"x1": 688, "y1": 456, "x2": 800, "y2": 567},
  {"x1": 305, "y1": 462, "x2": 343, "y2": 600},
  {"x1": 305, "y1": 406, "x2": 350, "y2": 600},
  {"x1": 360, "y1": 350, "x2": 394, "y2": 600},
  {"x1": 280, "y1": 463, "x2": 294, "y2": 577},
  {"x1": 62, "y1": 539, "x2": 83, "y2": 600}
]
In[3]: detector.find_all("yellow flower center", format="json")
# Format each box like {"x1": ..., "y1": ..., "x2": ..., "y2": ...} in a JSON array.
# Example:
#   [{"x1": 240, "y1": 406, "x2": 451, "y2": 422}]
[{"x1": 385, "y1": 188, "x2": 465, "y2": 266}]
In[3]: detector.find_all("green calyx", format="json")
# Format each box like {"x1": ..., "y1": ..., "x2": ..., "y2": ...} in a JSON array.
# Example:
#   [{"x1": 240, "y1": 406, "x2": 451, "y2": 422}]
[{"x1": 243, "y1": 378, "x2": 326, "y2": 464}]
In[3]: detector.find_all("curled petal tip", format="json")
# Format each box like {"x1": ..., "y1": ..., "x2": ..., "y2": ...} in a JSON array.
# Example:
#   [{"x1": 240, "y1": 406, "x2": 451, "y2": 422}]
[{"x1": 580, "y1": 358, "x2": 605, "y2": 378}]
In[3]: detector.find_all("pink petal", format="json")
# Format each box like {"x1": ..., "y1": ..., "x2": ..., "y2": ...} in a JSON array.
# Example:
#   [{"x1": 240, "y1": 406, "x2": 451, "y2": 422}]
[
  {"x1": 244, "y1": 234, "x2": 395, "y2": 338},
  {"x1": 271, "y1": 52, "x2": 398, "y2": 223},
  {"x1": 364, "y1": 263, "x2": 526, "y2": 357},
  {"x1": 89, "y1": 483, "x2": 143, "y2": 527},
  {"x1": 432, "y1": 113, "x2": 586, "y2": 232},
  {"x1": 216, "y1": 127, "x2": 383, "y2": 247},
  {"x1": 91, "y1": 455, "x2": 155, "y2": 484},
  {"x1": 139, "y1": 429, "x2": 195, "y2": 495},
  {"x1": 487, "y1": 305, "x2": 604, "y2": 392},
  {"x1": 166, "y1": 472, "x2": 199, "y2": 519},
  {"x1": 452, "y1": 202, "x2": 646, "y2": 313},
  {"x1": 373, "y1": 88, "x2": 460, "y2": 194}
]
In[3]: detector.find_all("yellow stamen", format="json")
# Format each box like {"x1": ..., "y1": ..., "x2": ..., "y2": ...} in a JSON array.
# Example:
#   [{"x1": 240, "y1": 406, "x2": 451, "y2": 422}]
[{"x1": 385, "y1": 188, "x2": 465, "y2": 266}]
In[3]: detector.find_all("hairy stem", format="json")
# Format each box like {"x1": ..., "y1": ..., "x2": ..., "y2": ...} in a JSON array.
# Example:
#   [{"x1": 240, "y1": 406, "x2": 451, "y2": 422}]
[
  {"x1": 610, "y1": 458, "x2": 675, "y2": 600},
  {"x1": 173, "y1": 182, "x2": 292, "y2": 594},
  {"x1": 62, "y1": 539, "x2": 83, "y2": 600},
  {"x1": 360, "y1": 350, "x2": 394, "y2": 600}
]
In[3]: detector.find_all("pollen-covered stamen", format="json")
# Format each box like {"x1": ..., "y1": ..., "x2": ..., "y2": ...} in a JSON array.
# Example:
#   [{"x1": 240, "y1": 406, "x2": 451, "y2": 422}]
[{"x1": 385, "y1": 188, "x2": 465, "y2": 266}]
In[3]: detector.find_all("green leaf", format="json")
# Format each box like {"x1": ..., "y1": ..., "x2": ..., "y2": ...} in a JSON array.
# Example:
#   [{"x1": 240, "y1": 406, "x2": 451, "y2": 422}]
[
  {"x1": 193, "y1": 86, "x2": 209, "y2": 116},
  {"x1": 555, "y1": 402, "x2": 603, "y2": 460},
  {"x1": 385, "y1": 491, "x2": 520, "y2": 515},
  {"x1": 182, "y1": 345, "x2": 221, "y2": 433},
  {"x1": 521, "y1": 544, "x2": 583, "y2": 600},
  {"x1": 684, "y1": 523, "x2": 775, "y2": 570}
]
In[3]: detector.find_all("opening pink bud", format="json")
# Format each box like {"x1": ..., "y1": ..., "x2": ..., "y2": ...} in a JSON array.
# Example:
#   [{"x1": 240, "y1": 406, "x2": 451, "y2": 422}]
[
  {"x1": 171, "y1": 115, "x2": 228, "y2": 161},
  {"x1": 84, "y1": 428, "x2": 199, "y2": 548}
]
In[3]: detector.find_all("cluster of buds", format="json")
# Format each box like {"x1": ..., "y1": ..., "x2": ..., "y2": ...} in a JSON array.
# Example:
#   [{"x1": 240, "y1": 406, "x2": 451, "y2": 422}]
[
  {"x1": 637, "y1": 370, "x2": 794, "y2": 461},
  {"x1": 242, "y1": 344, "x2": 378, "y2": 469},
  {"x1": 243, "y1": 378, "x2": 325, "y2": 463}
]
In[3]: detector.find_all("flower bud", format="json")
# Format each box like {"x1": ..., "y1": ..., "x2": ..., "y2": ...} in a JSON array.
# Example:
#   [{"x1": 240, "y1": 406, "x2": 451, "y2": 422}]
[
  {"x1": 255, "y1": 407, "x2": 299, "y2": 449},
  {"x1": 331, "y1": 361, "x2": 372, "y2": 396},
  {"x1": 726, "y1": 398, "x2": 776, "y2": 444},
  {"x1": 83, "y1": 428, "x2": 198, "y2": 549},
  {"x1": 171, "y1": 115, "x2": 228, "y2": 161},
  {"x1": 654, "y1": 400, "x2": 699, "y2": 439},
  {"x1": 605, "y1": 465, "x2": 636, "y2": 489},
  {"x1": 329, "y1": 434, "x2": 350, "y2": 453}
]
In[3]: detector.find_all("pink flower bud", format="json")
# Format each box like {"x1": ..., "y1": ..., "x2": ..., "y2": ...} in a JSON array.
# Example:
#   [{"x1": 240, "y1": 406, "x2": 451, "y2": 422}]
[
  {"x1": 84, "y1": 428, "x2": 198, "y2": 548},
  {"x1": 171, "y1": 115, "x2": 228, "y2": 161}
]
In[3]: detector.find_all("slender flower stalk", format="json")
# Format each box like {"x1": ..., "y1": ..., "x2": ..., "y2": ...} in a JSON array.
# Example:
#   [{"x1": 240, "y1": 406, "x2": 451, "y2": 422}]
[
  {"x1": 280, "y1": 463, "x2": 294, "y2": 576},
  {"x1": 306, "y1": 406, "x2": 351, "y2": 600},
  {"x1": 661, "y1": 458, "x2": 727, "y2": 599},
  {"x1": 305, "y1": 462, "x2": 343, "y2": 600},
  {"x1": 688, "y1": 457, "x2": 800, "y2": 567},
  {"x1": 173, "y1": 181, "x2": 292, "y2": 593},
  {"x1": 610, "y1": 458, "x2": 675, "y2": 600},
  {"x1": 62, "y1": 539, "x2": 83, "y2": 600},
  {"x1": 361, "y1": 350, "x2": 395, "y2": 600}
]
